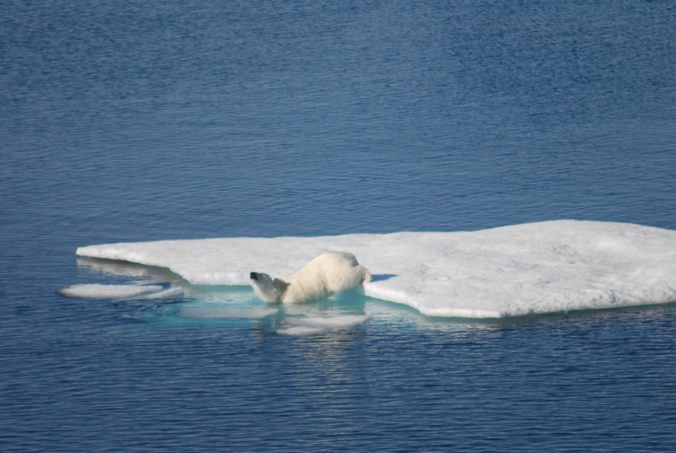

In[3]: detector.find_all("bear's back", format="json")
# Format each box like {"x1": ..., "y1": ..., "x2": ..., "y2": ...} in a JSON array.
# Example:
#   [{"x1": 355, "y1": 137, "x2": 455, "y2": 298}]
[
  {"x1": 311, "y1": 251, "x2": 358, "y2": 268},
  {"x1": 281, "y1": 252, "x2": 368, "y2": 303}
]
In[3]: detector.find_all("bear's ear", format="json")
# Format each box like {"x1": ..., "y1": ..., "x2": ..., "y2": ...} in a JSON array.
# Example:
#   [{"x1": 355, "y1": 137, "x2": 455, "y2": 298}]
[{"x1": 273, "y1": 278, "x2": 289, "y2": 292}]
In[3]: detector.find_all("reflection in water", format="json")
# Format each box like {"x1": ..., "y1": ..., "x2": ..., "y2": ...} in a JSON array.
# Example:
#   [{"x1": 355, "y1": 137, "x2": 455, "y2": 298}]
[{"x1": 276, "y1": 315, "x2": 370, "y2": 336}]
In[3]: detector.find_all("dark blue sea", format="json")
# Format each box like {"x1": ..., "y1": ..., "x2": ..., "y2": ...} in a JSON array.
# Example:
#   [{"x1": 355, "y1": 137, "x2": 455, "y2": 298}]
[{"x1": 2, "y1": 0, "x2": 675, "y2": 451}]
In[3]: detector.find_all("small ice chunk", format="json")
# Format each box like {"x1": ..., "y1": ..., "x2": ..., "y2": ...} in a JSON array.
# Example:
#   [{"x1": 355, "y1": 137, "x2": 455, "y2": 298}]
[
  {"x1": 277, "y1": 315, "x2": 370, "y2": 336},
  {"x1": 59, "y1": 284, "x2": 164, "y2": 299}
]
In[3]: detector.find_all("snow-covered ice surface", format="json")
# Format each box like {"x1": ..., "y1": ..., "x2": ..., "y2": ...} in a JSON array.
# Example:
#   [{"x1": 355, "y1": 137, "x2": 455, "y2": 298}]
[{"x1": 75, "y1": 221, "x2": 676, "y2": 318}]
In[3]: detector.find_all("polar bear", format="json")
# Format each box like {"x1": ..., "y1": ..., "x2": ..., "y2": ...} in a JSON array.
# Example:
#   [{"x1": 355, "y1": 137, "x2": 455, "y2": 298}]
[{"x1": 249, "y1": 251, "x2": 372, "y2": 304}]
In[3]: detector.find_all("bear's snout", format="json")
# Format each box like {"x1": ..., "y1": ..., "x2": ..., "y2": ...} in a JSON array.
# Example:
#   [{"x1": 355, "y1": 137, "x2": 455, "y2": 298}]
[{"x1": 250, "y1": 272, "x2": 258, "y2": 281}]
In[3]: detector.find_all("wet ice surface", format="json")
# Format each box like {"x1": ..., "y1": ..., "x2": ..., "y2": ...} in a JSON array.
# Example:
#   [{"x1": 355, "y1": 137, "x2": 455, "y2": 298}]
[
  {"x1": 59, "y1": 283, "x2": 165, "y2": 299},
  {"x1": 178, "y1": 304, "x2": 278, "y2": 320}
]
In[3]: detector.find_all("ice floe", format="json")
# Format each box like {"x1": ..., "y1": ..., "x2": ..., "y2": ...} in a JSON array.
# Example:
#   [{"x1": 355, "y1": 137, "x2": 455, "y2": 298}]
[
  {"x1": 59, "y1": 284, "x2": 165, "y2": 299},
  {"x1": 75, "y1": 221, "x2": 676, "y2": 318}
]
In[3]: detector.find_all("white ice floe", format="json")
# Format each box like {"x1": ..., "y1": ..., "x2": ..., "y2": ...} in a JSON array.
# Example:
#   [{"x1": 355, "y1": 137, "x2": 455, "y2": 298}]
[
  {"x1": 277, "y1": 315, "x2": 370, "y2": 336},
  {"x1": 75, "y1": 221, "x2": 676, "y2": 318},
  {"x1": 59, "y1": 284, "x2": 164, "y2": 299}
]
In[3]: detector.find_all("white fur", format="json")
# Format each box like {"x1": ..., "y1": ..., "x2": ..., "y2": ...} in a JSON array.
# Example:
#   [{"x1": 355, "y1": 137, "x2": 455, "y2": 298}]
[{"x1": 250, "y1": 252, "x2": 372, "y2": 304}]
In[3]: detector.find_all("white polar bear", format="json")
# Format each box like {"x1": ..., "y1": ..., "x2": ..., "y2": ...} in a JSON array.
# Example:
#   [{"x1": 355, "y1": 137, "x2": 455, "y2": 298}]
[{"x1": 249, "y1": 251, "x2": 372, "y2": 304}]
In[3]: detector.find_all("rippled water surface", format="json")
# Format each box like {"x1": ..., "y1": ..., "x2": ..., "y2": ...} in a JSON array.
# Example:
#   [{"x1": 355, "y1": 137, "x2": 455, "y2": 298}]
[{"x1": 2, "y1": 0, "x2": 675, "y2": 451}]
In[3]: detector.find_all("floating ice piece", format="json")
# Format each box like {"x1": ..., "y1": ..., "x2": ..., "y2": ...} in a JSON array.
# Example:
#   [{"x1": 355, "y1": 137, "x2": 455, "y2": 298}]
[
  {"x1": 75, "y1": 221, "x2": 676, "y2": 318},
  {"x1": 277, "y1": 315, "x2": 370, "y2": 336},
  {"x1": 59, "y1": 284, "x2": 164, "y2": 299}
]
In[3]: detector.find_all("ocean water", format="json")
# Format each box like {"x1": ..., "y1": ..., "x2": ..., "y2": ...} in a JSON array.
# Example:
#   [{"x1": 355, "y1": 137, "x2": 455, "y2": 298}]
[{"x1": 1, "y1": 0, "x2": 675, "y2": 451}]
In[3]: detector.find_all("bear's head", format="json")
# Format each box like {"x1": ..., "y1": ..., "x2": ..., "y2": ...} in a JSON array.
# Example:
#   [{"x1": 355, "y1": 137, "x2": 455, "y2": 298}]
[{"x1": 249, "y1": 272, "x2": 288, "y2": 303}]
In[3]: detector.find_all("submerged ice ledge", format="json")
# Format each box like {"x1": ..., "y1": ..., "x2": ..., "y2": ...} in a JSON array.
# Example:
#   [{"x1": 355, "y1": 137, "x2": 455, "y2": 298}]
[{"x1": 75, "y1": 221, "x2": 676, "y2": 318}]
